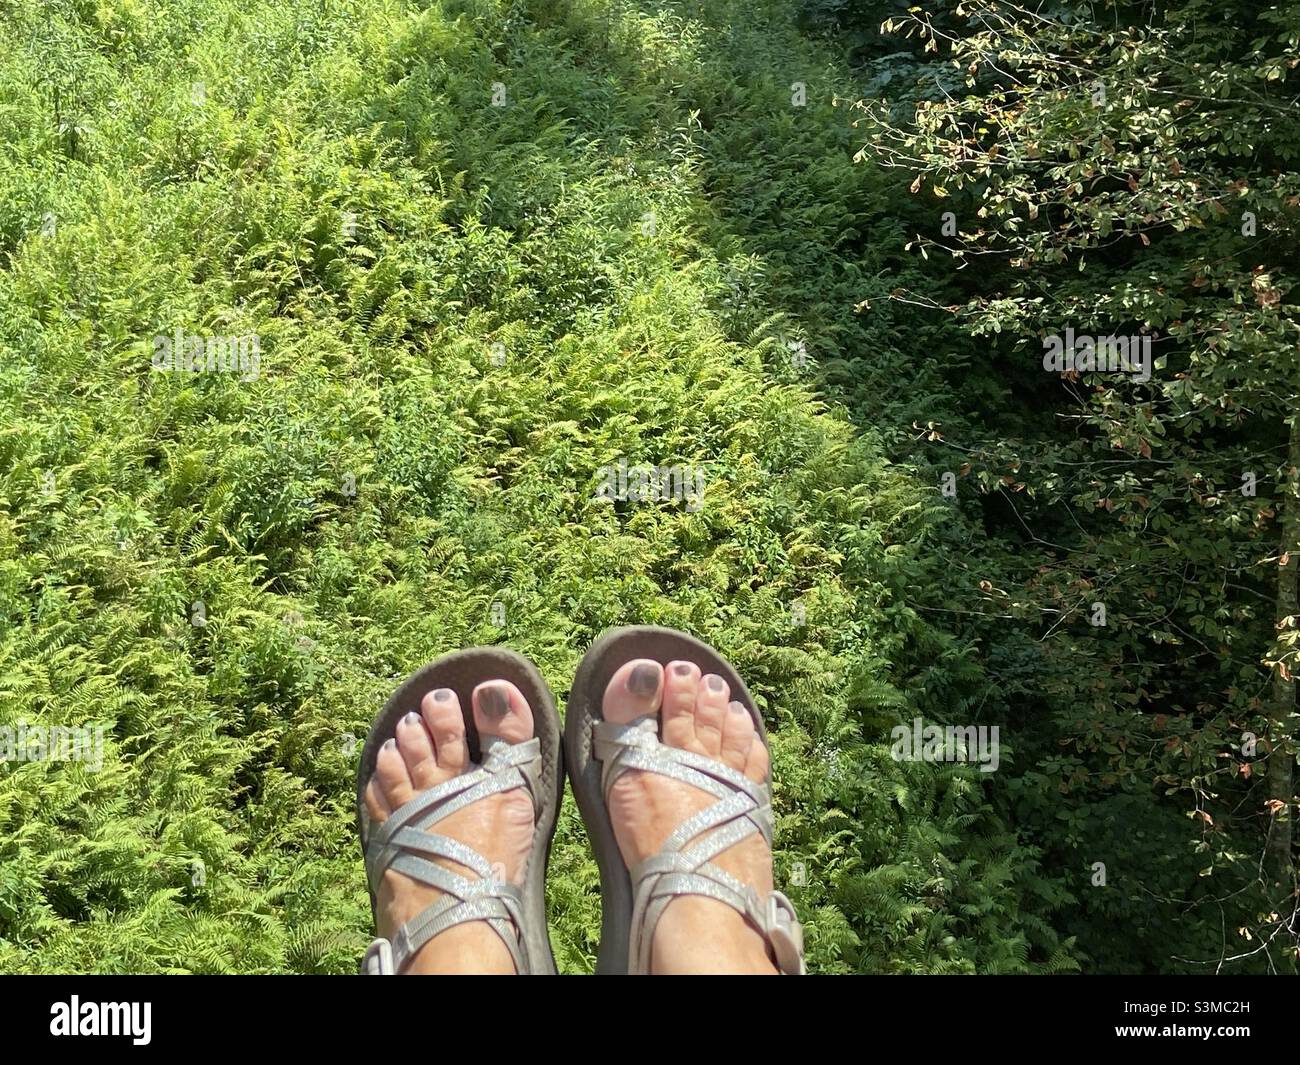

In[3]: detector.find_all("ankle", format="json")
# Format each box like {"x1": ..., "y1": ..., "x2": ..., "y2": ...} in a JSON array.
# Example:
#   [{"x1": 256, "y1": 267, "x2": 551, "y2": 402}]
[
  {"x1": 407, "y1": 921, "x2": 517, "y2": 975},
  {"x1": 651, "y1": 898, "x2": 779, "y2": 975}
]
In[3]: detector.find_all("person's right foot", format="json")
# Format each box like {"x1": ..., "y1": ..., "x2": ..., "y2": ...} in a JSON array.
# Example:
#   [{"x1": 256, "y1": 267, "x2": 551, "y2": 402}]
[{"x1": 601, "y1": 658, "x2": 779, "y2": 975}]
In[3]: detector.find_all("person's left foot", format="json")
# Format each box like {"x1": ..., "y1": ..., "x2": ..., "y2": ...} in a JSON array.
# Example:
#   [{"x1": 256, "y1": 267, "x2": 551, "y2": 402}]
[
  {"x1": 600, "y1": 657, "x2": 779, "y2": 974},
  {"x1": 363, "y1": 680, "x2": 536, "y2": 974}
]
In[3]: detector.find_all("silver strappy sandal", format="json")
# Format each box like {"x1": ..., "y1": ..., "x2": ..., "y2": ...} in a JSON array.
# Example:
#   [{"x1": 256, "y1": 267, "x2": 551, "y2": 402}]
[
  {"x1": 355, "y1": 647, "x2": 562, "y2": 975},
  {"x1": 565, "y1": 626, "x2": 806, "y2": 975}
]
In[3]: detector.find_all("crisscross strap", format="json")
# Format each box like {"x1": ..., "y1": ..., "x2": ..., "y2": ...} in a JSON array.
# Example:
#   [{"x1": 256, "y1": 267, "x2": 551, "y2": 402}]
[
  {"x1": 594, "y1": 716, "x2": 806, "y2": 975},
  {"x1": 361, "y1": 735, "x2": 542, "y2": 975}
]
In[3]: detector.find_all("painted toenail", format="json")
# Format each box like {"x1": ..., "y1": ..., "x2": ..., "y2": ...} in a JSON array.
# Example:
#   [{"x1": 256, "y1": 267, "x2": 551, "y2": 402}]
[
  {"x1": 706, "y1": 675, "x2": 724, "y2": 693},
  {"x1": 433, "y1": 688, "x2": 453, "y2": 702},
  {"x1": 729, "y1": 701, "x2": 746, "y2": 714},
  {"x1": 478, "y1": 684, "x2": 510, "y2": 720},
  {"x1": 673, "y1": 663, "x2": 693, "y2": 677},
  {"x1": 382, "y1": 739, "x2": 396, "y2": 751},
  {"x1": 627, "y1": 663, "x2": 659, "y2": 696}
]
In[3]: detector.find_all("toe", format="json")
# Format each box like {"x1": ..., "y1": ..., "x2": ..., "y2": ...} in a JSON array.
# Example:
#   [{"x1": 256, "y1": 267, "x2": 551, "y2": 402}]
[
  {"x1": 692, "y1": 673, "x2": 730, "y2": 756},
  {"x1": 422, "y1": 687, "x2": 468, "y2": 771},
  {"x1": 396, "y1": 710, "x2": 441, "y2": 789},
  {"x1": 661, "y1": 660, "x2": 701, "y2": 750},
  {"x1": 376, "y1": 737, "x2": 416, "y2": 808},
  {"x1": 744, "y1": 733, "x2": 771, "y2": 784},
  {"x1": 602, "y1": 658, "x2": 664, "y2": 725},
  {"x1": 472, "y1": 679, "x2": 535, "y2": 746},
  {"x1": 720, "y1": 700, "x2": 755, "y2": 772},
  {"x1": 364, "y1": 778, "x2": 391, "y2": 822}
]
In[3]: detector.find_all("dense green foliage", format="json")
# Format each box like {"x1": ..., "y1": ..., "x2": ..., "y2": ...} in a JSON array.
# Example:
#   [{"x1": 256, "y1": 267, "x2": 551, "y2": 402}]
[
  {"x1": 0, "y1": 0, "x2": 1292, "y2": 974},
  {"x1": 847, "y1": 0, "x2": 1300, "y2": 971}
]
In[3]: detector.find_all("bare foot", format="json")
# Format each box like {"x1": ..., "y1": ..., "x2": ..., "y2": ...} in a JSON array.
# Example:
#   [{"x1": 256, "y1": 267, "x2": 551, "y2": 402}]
[
  {"x1": 362, "y1": 681, "x2": 536, "y2": 974},
  {"x1": 602, "y1": 658, "x2": 780, "y2": 974}
]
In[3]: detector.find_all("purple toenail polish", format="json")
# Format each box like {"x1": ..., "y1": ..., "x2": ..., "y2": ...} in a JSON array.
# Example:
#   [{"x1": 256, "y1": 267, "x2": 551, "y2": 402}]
[
  {"x1": 706, "y1": 675, "x2": 724, "y2": 693},
  {"x1": 628, "y1": 663, "x2": 659, "y2": 697},
  {"x1": 673, "y1": 663, "x2": 693, "y2": 677},
  {"x1": 478, "y1": 685, "x2": 510, "y2": 720},
  {"x1": 433, "y1": 688, "x2": 453, "y2": 702},
  {"x1": 404, "y1": 711, "x2": 420, "y2": 725},
  {"x1": 382, "y1": 739, "x2": 396, "y2": 751},
  {"x1": 729, "y1": 701, "x2": 747, "y2": 714}
]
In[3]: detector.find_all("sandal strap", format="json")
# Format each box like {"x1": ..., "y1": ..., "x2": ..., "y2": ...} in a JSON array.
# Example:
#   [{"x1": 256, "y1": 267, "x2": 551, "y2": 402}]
[
  {"x1": 365, "y1": 884, "x2": 527, "y2": 975},
  {"x1": 596, "y1": 718, "x2": 768, "y2": 809},
  {"x1": 592, "y1": 715, "x2": 805, "y2": 975},
  {"x1": 361, "y1": 735, "x2": 542, "y2": 975}
]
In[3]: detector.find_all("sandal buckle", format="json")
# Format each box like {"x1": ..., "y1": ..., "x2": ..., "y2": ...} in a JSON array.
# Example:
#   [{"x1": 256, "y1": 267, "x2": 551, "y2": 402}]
[
  {"x1": 361, "y1": 937, "x2": 395, "y2": 975},
  {"x1": 764, "y1": 892, "x2": 806, "y2": 975}
]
